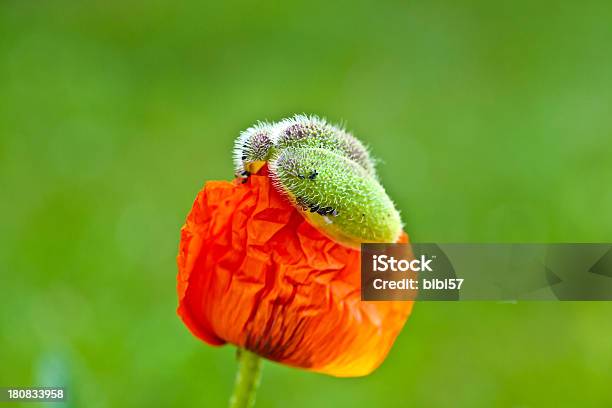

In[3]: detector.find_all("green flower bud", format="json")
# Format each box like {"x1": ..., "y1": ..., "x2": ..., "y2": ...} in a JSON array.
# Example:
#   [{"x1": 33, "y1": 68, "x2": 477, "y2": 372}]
[
  {"x1": 233, "y1": 122, "x2": 274, "y2": 176},
  {"x1": 269, "y1": 147, "x2": 402, "y2": 248},
  {"x1": 274, "y1": 115, "x2": 377, "y2": 177},
  {"x1": 233, "y1": 115, "x2": 402, "y2": 248}
]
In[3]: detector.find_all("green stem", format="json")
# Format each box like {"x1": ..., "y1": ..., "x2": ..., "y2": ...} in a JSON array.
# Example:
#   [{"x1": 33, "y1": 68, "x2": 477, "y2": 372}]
[{"x1": 228, "y1": 348, "x2": 262, "y2": 408}]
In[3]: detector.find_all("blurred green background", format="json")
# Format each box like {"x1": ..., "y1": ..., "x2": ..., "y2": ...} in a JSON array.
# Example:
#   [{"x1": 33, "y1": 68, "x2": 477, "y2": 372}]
[{"x1": 1, "y1": 0, "x2": 611, "y2": 407}]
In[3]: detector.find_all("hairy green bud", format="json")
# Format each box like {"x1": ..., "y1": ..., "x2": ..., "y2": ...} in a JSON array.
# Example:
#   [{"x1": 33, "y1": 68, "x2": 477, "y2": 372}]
[
  {"x1": 233, "y1": 115, "x2": 402, "y2": 248},
  {"x1": 269, "y1": 148, "x2": 402, "y2": 247},
  {"x1": 233, "y1": 122, "x2": 274, "y2": 176},
  {"x1": 274, "y1": 115, "x2": 377, "y2": 177}
]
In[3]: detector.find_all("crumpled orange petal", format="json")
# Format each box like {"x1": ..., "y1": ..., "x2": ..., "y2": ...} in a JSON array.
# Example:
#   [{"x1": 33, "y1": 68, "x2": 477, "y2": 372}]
[{"x1": 177, "y1": 168, "x2": 413, "y2": 377}]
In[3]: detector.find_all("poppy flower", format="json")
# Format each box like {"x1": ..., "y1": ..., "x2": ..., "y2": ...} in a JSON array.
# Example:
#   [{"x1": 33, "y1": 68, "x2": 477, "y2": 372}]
[{"x1": 177, "y1": 166, "x2": 413, "y2": 377}]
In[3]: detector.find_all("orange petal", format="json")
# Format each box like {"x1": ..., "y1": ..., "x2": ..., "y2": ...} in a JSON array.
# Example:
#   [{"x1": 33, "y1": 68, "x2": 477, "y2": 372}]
[{"x1": 177, "y1": 170, "x2": 413, "y2": 377}]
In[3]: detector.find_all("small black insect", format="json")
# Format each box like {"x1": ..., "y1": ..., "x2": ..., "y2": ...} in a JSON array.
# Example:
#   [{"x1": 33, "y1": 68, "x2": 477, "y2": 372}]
[
  {"x1": 294, "y1": 195, "x2": 338, "y2": 218},
  {"x1": 241, "y1": 155, "x2": 247, "y2": 160},
  {"x1": 308, "y1": 170, "x2": 318, "y2": 180},
  {"x1": 317, "y1": 206, "x2": 333, "y2": 216},
  {"x1": 237, "y1": 169, "x2": 251, "y2": 183}
]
